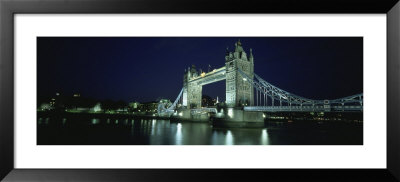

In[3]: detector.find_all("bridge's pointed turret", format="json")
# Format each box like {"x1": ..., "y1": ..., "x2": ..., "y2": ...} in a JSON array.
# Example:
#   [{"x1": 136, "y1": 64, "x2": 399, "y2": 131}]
[
  {"x1": 225, "y1": 47, "x2": 234, "y2": 62},
  {"x1": 234, "y1": 39, "x2": 245, "y2": 53},
  {"x1": 225, "y1": 47, "x2": 230, "y2": 61},
  {"x1": 234, "y1": 39, "x2": 247, "y2": 60},
  {"x1": 249, "y1": 48, "x2": 254, "y2": 63},
  {"x1": 190, "y1": 65, "x2": 198, "y2": 77}
]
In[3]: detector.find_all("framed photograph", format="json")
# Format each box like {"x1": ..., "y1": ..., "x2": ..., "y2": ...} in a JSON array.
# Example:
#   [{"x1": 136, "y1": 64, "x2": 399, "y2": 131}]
[{"x1": 1, "y1": 0, "x2": 399, "y2": 181}]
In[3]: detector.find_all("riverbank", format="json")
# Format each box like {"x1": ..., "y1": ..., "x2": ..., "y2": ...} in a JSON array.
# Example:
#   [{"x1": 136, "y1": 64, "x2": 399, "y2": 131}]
[
  {"x1": 37, "y1": 110, "x2": 171, "y2": 120},
  {"x1": 38, "y1": 110, "x2": 363, "y2": 129}
]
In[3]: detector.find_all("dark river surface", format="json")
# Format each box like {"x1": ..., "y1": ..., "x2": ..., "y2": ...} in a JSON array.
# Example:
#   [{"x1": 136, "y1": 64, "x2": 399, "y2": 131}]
[{"x1": 37, "y1": 117, "x2": 363, "y2": 145}]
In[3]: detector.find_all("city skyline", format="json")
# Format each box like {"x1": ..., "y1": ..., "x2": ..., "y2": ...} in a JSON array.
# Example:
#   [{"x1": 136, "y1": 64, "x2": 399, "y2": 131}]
[{"x1": 37, "y1": 37, "x2": 363, "y2": 103}]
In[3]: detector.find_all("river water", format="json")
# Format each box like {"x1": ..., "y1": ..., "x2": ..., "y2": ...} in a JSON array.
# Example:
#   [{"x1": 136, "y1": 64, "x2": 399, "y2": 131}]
[{"x1": 37, "y1": 117, "x2": 362, "y2": 145}]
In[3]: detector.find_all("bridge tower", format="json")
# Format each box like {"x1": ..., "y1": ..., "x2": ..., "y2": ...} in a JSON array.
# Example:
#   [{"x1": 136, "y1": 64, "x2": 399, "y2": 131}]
[
  {"x1": 225, "y1": 40, "x2": 254, "y2": 107},
  {"x1": 182, "y1": 40, "x2": 254, "y2": 109},
  {"x1": 183, "y1": 65, "x2": 202, "y2": 109}
]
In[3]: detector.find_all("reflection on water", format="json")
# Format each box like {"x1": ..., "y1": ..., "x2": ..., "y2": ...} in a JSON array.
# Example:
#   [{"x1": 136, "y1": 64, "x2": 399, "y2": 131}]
[
  {"x1": 91, "y1": 118, "x2": 99, "y2": 125},
  {"x1": 175, "y1": 123, "x2": 182, "y2": 145},
  {"x1": 37, "y1": 117, "x2": 362, "y2": 145},
  {"x1": 225, "y1": 130, "x2": 234, "y2": 145},
  {"x1": 261, "y1": 129, "x2": 269, "y2": 145}
]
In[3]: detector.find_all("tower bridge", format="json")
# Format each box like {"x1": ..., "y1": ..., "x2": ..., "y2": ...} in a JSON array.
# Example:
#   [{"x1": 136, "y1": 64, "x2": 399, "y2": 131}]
[
  {"x1": 158, "y1": 40, "x2": 363, "y2": 116},
  {"x1": 183, "y1": 40, "x2": 254, "y2": 109}
]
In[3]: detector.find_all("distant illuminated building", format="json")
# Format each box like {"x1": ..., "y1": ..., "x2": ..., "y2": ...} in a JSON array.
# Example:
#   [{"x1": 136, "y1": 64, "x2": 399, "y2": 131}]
[
  {"x1": 50, "y1": 98, "x2": 56, "y2": 106},
  {"x1": 73, "y1": 93, "x2": 80, "y2": 97},
  {"x1": 116, "y1": 108, "x2": 128, "y2": 112},
  {"x1": 76, "y1": 107, "x2": 90, "y2": 112},
  {"x1": 201, "y1": 95, "x2": 214, "y2": 107},
  {"x1": 139, "y1": 101, "x2": 159, "y2": 113},
  {"x1": 159, "y1": 99, "x2": 171, "y2": 104},
  {"x1": 129, "y1": 101, "x2": 140, "y2": 109},
  {"x1": 92, "y1": 103, "x2": 102, "y2": 112},
  {"x1": 158, "y1": 99, "x2": 172, "y2": 108},
  {"x1": 39, "y1": 103, "x2": 53, "y2": 111}
]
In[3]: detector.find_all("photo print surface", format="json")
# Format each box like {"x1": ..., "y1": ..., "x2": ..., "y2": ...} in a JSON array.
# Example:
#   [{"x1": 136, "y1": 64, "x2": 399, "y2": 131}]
[{"x1": 37, "y1": 37, "x2": 363, "y2": 145}]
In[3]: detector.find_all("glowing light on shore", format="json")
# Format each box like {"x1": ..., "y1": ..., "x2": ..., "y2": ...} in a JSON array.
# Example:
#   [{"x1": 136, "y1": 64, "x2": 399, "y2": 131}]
[{"x1": 228, "y1": 108, "x2": 233, "y2": 118}]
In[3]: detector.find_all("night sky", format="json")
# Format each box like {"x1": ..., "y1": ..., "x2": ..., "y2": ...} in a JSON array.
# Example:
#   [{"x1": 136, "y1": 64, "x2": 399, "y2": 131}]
[{"x1": 37, "y1": 37, "x2": 363, "y2": 103}]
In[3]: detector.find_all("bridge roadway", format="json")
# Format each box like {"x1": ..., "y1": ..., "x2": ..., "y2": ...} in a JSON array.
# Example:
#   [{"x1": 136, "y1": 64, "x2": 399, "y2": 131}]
[
  {"x1": 187, "y1": 105, "x2": 363, "y2": 114},
  {"x1": 189, "y1": 106, "x2": 362, "y2": 113},
  {"x1": 244, "y1": 105, "x2": 363, "y2": 112}
]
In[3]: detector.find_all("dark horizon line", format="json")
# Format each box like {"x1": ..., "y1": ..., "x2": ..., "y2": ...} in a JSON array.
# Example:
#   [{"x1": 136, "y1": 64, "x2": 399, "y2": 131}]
[{"x1": 37, "y1": 92, "x2": 222, "y2": 104}]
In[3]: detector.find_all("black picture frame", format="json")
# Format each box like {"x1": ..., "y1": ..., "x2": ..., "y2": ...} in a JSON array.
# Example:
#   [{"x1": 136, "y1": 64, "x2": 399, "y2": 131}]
[{"x1": 1, "y1": 0, "x2": 399, "y2": 181}]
